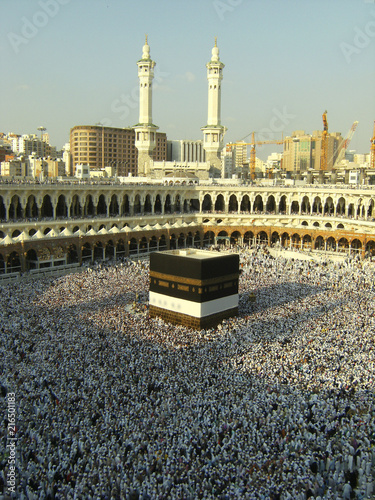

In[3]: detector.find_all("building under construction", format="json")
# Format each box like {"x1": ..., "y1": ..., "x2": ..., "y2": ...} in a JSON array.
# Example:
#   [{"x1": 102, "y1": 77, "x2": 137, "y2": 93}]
[{"x1": 282, "y1": 129, "x2": 342, "y2": 174}]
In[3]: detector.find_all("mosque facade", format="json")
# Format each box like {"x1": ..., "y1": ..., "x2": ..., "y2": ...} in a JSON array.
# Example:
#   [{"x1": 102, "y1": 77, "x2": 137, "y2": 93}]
[
  {"x1": 1, "y1": 40, "x2": 375, "y2": 275},
  {"x1": 1, "y1": 182, "x2": 375, "y2": 275}
]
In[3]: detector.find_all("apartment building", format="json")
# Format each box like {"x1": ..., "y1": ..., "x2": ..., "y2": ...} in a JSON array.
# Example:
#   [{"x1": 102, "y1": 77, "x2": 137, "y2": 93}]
[
  {"x1": 70, "y1": 125, "x2": 167, "y2": 176},
  {"x1": 283, "y1": 130, "x2": 342, "y2": 173}
]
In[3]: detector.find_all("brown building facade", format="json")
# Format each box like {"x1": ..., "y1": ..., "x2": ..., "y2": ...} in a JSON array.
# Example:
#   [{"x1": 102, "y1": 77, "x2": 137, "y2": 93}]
[{"x1": 70, "y1": 125, "x2": 167, "y2": 176}]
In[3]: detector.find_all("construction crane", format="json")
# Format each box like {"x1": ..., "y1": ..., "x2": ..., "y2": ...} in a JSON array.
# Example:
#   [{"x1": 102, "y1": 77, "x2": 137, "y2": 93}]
[
  {"x1": 370, "y1": 121, "x2": 375, "y2": 170},
  {"x1": 320, "y1": 110, "x2": 329, "y2": 171},
  {"x1": 332, "y1": 121, "x2": 359, "y2": 169},
  {"x1": 227, "y1": 131, "x2": 283, "y2": 180}
]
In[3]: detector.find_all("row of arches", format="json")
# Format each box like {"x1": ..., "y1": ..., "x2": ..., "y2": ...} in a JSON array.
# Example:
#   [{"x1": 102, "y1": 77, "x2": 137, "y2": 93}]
[
  {"x1": 1, "y1": 228, "x2": 374, "y2": 275},
  {"x1": 0, "y1": 192, "x2": 199, "y2": 222},
  {"x1": 201, "y1": 193, "x2": 375, "y2": 218}
]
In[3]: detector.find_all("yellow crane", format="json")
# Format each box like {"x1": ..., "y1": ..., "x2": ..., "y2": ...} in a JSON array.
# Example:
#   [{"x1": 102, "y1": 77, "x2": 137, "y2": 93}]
[{"x1": 228, "y1": 131, "x2": 283, "y2": 180}]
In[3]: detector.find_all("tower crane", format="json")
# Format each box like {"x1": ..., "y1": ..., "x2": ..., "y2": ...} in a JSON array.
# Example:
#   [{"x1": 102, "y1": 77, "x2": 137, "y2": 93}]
[
  {"x1": 227, "y1": 131, "x2": 283, "y2": 180},
  {"x1": 332, "y1": 121, "x2": 359, "y2": 169},
  {"x1": 320, "y1": 110, "x2": 328, "y2": 171},
  {"x1": 370, "y1": 121, "x2": 375, "y2": 170}
]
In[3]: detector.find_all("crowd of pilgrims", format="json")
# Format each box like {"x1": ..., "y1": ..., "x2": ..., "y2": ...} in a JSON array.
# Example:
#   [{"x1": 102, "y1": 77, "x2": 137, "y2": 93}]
[{"x1": 0, "y1": 245, "x2": 374, "y2": 500}]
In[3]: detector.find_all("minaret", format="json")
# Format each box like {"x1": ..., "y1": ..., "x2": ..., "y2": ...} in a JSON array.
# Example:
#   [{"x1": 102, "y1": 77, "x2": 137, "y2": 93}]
[
  {"x1": 134, "y1": 35, "x2": 158, "y2": 177},
  {"x1": 201, "y1": 38, "x2": 226, "y2": 175}
]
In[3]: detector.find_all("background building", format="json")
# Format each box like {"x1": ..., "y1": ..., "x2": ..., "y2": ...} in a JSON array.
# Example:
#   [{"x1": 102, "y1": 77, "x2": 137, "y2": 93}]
[
  {"x1": 167, "y1": 140, "x2": 206, "y2": 163},
  {"x1": 70, "y1": 125, "x2": 167, "y2": 176},
  {"x1": 283, "y1": 130, "x2": 342, "y2": 174}
]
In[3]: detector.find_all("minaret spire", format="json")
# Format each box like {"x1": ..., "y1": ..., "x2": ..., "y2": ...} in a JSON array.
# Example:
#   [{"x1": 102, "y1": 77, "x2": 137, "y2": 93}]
[
  {"x1": 134, "y1": 36, "x2": 159, "y2": 177},
  {"x1": 201, "y1": 39, "x2": 226, "y2": 177}
]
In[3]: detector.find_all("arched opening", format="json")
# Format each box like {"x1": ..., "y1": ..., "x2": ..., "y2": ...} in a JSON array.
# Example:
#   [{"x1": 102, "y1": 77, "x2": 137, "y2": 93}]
[
  {"x1": 230, "y1": 231, "x2": 241, "y2": 245},
  {"x1": 281, "y1": 232, "x2": 290, "y2": 248},
  {"x1": 82, "y1": 243, "x2": 92, "y2": 263},
  {"x1": 278, "y1": 195, "x2": 287, "y2": 214},
  {"x1": 121, "y1": 194, "x2": 130, "y2": 216},
  {"x1": 301, "y1": 221, "x2": 308, "y2": 227},
  {"x1": 291, "y1": 201, "x2": 299, "y2": 215},
  {"x1": 129, "y1": 238, "x2": 138, "y2": 256},
  {"x1": 228, "y1": 194, "x2": 238, "y2": 212},
  {"x1": 93, "y1": 242, "x2": 104, "y2": 261},
  {"x1": 348, "y1": 203, "x2": 355, "y2": 218},
  {"x1": 170, "y1": 233, "x2": 177, "y2": 250},
  {"x1": 240, "y1": 195, "x2": 250, "y2": 212},
  {"x1": 116, "y1": 240, "x2": 126, "y2": 259},
  {"x1": 302, "y1": 234, "x2": 312, "y2": 249},
  {"x1": 271, "y1": 231, "x2": 280, "y2": 245},
  {"x1": 351, "y1": 239, "x2": 362, "y2": 254},
  {"x1": 337, "y1": 223, "x2": 344, "y2": 229},
  {"x1": 149, "y1": 236, "x2": 158, "y2": 252},
  {"x1": 56, "y1": 194, "x2": 68, "y2": 218},
  {"x1": 25, "y1": 195, "x2": 38, "y2": 219},
  {"x1": 154, "y1": 194, "x2": 162, "y2": 214},
  {"x1": 266, "y1": 195, "x2": 276, "y2": 213},
  {"x1": 243, "y1": 231, "x2": 254, "y2": 246},
  {"x1": 253, "y1": 195, "x2": 263, "y2": 213},
  {"x1": 7, "y1": 252, "x2": 21, "y2": 273},
  {"x1": 291, "y1": 233, "x2": 300, "y2": 248},
  {"x1": 12, "y1": 230, "x2": 21, "y2": 238},
  {"x1": 202, "y1": 194, "x2": 212, "y2": 212},
  {"x1": 85, "y1": 195, "x2": 95, "y2": 217},
  {"x1": 324, "y1": 197, "x2": 334, "y2": 216},
  {"x1": 43, "y1": 227, "x2": 51, "y2": 235},
  {"x1": 203, "y1": 231, "x2": 216, "y2": 247},
  {"x1": 67, "y1": 244, "x2": 79, "y2": 264},
  {"x1": 177, "y1": 233, "x2": 185, "y2": 248},
  {"x1": 367, "y1": 200, "x2": 375, "y2": 218},
  {"x1": 301, "y1": 196, "x2": 310, "y2": 214},
  {"x1": 194, "y1": 231, "x2": 201, "y2": 248},
  {"x1": 336, "y1": 197, "x2": 346, "y2": 216},
  {"x1": 97, "y1": 195, "x2": 107, "y2": 217},
  {"x1": 40, "y1": 195, "x2": 53, "y2": 218},
  {"x1": 325, "y1": 222, "x2": 332, "y2": 228},
  {"x1": 314, "y1": 236, "x2": 324, "y2": 250},
  {"x1": 0, "y1": 254, "x2": 5, "y2": 274},
  {"x1": 159, "y1": 235, "x2": 167, "y2": 251},
  {"x1": 0, "y1": 197, "x2": 6, "y2": 220},
  {"x1": 326, "y1": 237, "x2": 336, "y2": 251},
  {"x1": 106, "y1": 240, "x2": 115, "y2": 260},
  {"x1": 26, "y1": 249, "x2": 38, "y2": 270},
  {"x1": 338, "y1": 237, "x2": 349, "y2": 253},
  {"x1": 144, "y1": 194, "x2": 152, "y2": 214},
  {"x1": 365, "y1": 240, "x2": 375, "y2": 257},
  {"x1": 186, "y1": 232, "x2": 194, "y2": 247},
  {"x1": 313, "y1": 221, "x2": 320, "y2": 227},
  {"x1": 70, "y1": 194, "x2": 82, "y2": 217},
  {"x1": 215, "y1": 194, "x2": 225, "y2": 212},
  {"x1": 164, "y1": 195, "x2": 172, "y2": 214},
  {"x1": 217, "y1": 231, "x2": 229, "y2": 247},
  {"x1": 109, "y1": 195, "x2": 119, "y2": 216},
  {"x1": 257, "y1": 231, "x2": 268, "y2": 245},
  {"x1": 175, "y1": 195, "x2": 181, "y2": 213},
  {"x1": 9, "y1": 195, "x2": 23, "y2": 220},
  {"x1": 312, "y1": 197, "x2": 322, "y2": 215},
  {"x1": 139, "y1": 237, "x2": 148, "y2": 254}
]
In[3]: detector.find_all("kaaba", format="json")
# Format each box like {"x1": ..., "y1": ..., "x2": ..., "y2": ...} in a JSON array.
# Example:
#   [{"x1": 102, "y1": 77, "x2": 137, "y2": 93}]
[{"x1": 149, "y1": 249, "x2": 239, "y2": 329}]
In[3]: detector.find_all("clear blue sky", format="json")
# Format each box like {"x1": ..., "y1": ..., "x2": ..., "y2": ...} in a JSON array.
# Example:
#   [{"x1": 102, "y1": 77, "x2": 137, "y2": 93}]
[{"x1": 1, "y1": 0, "x2": 374, "y2": 158}]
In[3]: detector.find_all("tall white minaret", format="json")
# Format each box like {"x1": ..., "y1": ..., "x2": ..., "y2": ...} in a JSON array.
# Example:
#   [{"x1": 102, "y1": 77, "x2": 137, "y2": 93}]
[
  {"x1": 201, "y1": 38, "x2": 226, "y2": 175},
  {"x1": 134, "y1": 35, "x2": 158, "y2": 177}
]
